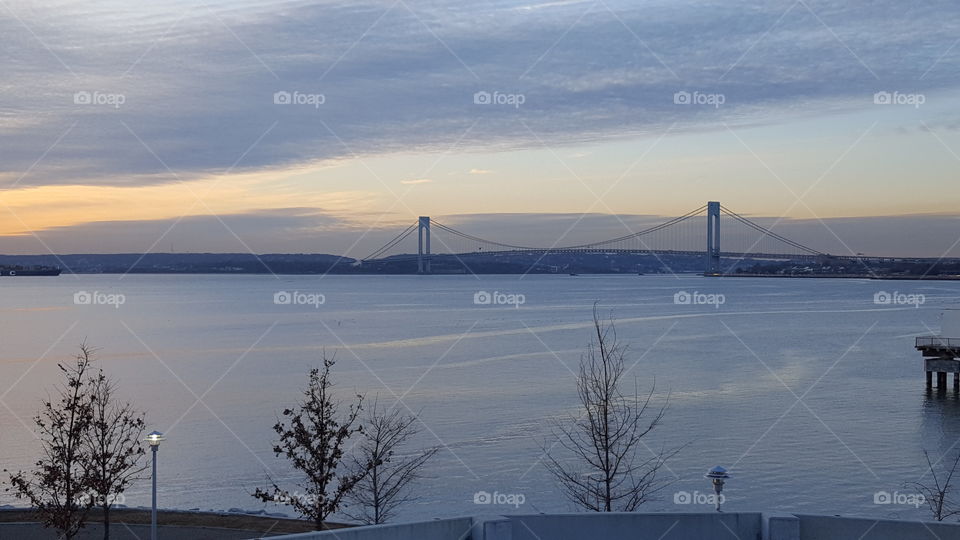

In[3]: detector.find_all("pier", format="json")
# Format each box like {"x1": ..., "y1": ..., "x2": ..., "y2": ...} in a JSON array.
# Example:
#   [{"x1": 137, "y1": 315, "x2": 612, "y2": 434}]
[{"x1": 916, "y1": 310, "x2": 960, "y2": 388}]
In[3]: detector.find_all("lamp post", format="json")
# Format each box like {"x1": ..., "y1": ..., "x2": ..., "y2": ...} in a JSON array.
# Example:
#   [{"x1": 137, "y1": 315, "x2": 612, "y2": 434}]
[
  {"x1": 705, "y1": 466, "x2": 730, "y2": 512},
  {"x1": 145, "y1": 431, "x2": 164, "y2": 540}
]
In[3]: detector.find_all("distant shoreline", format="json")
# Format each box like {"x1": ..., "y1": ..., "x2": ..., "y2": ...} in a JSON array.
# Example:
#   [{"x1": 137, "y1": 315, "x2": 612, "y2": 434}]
[{"x1": 715, "y1": 273, "x2": 960, "y2": 281}]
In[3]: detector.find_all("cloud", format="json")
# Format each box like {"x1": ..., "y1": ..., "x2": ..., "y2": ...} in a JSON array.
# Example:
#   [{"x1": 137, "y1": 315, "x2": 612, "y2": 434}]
[
  {"x1": 400, "y1": 178, "x2": 433, "y2": 185},
  {"x1": 468, "y1": 168, "x2": 494, "y2": 175},
  {"x1": 1, "y1": 207, "x2": 407, "y2": 257},
  {"x1": 1, "y1": 0, "x2": 958, "y2": 187}
]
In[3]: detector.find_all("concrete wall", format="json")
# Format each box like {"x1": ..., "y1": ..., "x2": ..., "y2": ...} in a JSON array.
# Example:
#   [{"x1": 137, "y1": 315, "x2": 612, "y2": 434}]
[
  {"x1": 0, "y1": 522, "x2": 268, "y2": 539},
  {"x1": 496, "y1": 512, "x2": 763, "y2": 540},
  {"x1": 796, "y1": 514, "x2": 960, "y2": 540},
  {"x1": 267, "y1": 517, "x2": 474, "y2": 540},
  {"x1": 18, "y1": 512, "x2": 953, "y2": 540}
]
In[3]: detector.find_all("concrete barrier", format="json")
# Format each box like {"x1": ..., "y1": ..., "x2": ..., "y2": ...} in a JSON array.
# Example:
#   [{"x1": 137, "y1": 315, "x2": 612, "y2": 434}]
[
  {"x1": 19, "y1": 512, "x2": 949, "y2": 540},
  {"x1": 501, "y1": 512, "x2": 763, "y2": 540},
  {"x1": 268, "y1": 517, "x2": 474, "y2": 540},
  {"x1": 764, "y1": 512, "x2": 800, "y2": 540},
  {"x1": 796, "y1": 514, "x2": 960, "y2": 540},
  {"x1": 0, "y1": 522, "x2": 268, "y2": 539}
]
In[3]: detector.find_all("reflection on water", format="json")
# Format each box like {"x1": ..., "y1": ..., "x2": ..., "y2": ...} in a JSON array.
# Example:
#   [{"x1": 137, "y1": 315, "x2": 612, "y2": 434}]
[
  {"x1": 921, "y1": 386, "x2": 960, "y2": 464},
  {"x1": 1, "y1": 274, "x2": 959, "y2": 522}
]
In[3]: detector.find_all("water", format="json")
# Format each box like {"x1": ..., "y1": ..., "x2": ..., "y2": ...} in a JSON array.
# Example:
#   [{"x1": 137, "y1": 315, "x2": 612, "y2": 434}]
[{"x1": 1, "y1": 274, "x2": 959, "y2": 522}]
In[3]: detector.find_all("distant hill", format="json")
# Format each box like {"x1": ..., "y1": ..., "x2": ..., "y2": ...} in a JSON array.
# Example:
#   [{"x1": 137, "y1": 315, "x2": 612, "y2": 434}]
[
  {"x1": 0, "y1": 253, "x2": 355, "y2": 274},
  {"x1": 0, "y1": 251, "x2": 707, "y2": 274}
]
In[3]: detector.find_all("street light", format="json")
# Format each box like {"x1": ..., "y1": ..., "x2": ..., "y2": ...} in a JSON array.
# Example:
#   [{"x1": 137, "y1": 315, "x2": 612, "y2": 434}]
[
  {"x1": 704, "y1": 466, "x2": 730, "y2": 512},
  {"x1": 145, "y1": 431, "x2": 164, "y2": 540}
]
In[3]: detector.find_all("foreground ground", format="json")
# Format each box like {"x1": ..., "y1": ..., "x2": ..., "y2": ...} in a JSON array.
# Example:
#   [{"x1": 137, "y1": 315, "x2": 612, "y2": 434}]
[{"x1": 0, "y1": 508, "x2": 349, "y2": 535}]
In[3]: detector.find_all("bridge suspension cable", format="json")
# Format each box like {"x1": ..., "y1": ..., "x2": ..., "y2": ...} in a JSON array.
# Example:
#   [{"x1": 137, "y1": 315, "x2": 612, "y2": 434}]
[
  {"x1": 564, "y1": 204, "x2": 708, "y2": 249},
  {"x1": 719, "y1": 205, "x2": 822, "y2": 256},
  {"x1": 431, "y1": 204, "x2": 710, "y2": 252},
  {"x1": 362, "y1": 222, "x2": 418, "y2": 261}
]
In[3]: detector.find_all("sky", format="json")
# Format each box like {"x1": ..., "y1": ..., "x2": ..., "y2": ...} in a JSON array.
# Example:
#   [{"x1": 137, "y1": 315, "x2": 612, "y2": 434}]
[{"x1": 1, "y1": 0, "x2": 959, "y2": 258}]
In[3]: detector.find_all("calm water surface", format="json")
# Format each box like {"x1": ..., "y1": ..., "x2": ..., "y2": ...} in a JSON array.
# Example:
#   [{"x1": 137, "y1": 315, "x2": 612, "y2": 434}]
[{"x1": 1, "y1": 274, "x2": 959, "y2": 522}]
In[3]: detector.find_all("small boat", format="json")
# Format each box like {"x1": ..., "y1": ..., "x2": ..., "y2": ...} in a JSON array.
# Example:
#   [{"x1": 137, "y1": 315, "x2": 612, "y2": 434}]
[
  {"x1": 0, "y1": 265, "x2": 62, "y2": 276},
  {"x1": 569, "y1": 273, "x2": 578, "y2": 276}
]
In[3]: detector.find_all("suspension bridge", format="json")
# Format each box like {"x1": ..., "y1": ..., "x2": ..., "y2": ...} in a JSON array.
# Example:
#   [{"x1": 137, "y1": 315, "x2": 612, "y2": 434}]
[{"x1": 359, "y1": 202, "x2": 889, "y2": 275}]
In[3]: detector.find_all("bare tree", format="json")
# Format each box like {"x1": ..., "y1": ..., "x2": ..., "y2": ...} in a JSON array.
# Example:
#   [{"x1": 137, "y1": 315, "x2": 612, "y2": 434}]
[
  {"x1": 544, "y1": 306, "x2": 680, "y2": 512},
  {"x1": 344, "y1": 398, "x2": 439, "y2": 524},
  {"x1": 5, "y1": 344, "x2": 97, "y2": 539},
  {"x1": 908, "y1": 450, "x2": 960, "y2": 521},
  {"x1": 253, "y1": 353, "x2": 369, "y2": 529},
  {"x1": 84, "y1": 369, "x2": 148, "y2": 540}
]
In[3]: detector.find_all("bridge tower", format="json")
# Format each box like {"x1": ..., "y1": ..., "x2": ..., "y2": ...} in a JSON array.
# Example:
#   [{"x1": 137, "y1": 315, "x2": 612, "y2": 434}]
[
  {"x1": 418, "y1": 216, "x2": 431, "y2": 274},
  {"x1": 706, "y1": 201, "x2": 720, "y2": 275}
]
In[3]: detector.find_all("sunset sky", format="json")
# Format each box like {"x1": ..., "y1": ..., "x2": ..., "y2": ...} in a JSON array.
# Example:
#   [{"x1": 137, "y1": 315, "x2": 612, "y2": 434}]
[{"x1": 2, "y1": 0, "x2": 959, "y2": 257}]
